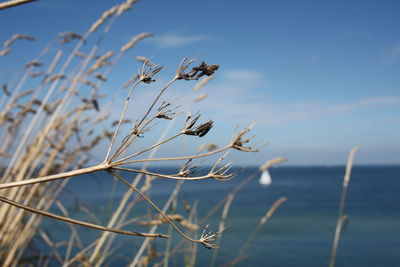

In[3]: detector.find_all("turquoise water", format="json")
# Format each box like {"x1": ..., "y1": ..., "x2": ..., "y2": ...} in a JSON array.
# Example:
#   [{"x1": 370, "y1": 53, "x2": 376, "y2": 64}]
[{"x1": 37, "y1": 166, "x2": 400, "y2": 266}]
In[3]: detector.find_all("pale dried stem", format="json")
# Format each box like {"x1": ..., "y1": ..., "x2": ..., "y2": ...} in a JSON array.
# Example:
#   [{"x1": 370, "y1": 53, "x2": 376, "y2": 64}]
[
  {"x1": 112, "y1": 144, "x2": 231, "y2": 166},
  {"x1": 210, "y1": 193, "x2": 234, "y2": 267},
  {"x1": 104, "y1": 79, "x2": 142, "y2": 162},
  {"x1": 0, "y1": 0, "x2": 36, "y2": 10},
  {"x1": 129, "y1": 181, "x2": 183, "y2": 267},
  {"x1": 112, "y1": 132, "x2": 183, "y2": 164},
  {"x1": 112, "y1": 166, "x2": 232, "y2": 181},
  {"x1": 89, "y1": 119, "x2": 177, "y2": 264},
  {"x1": 135, "y1": 77, "x2": 177, "y2": 132},
  {"x1": 109, "y1": 115, "x2": 157, "y2": 162},
  {"x1": 1, "y1": 50, "x2": 64, "y2": 185},
  {"x1": 0, "y1": 195, "x2": 168, "y2": 238},
  {"x1": 38, "y1": 228, "x2": 64, "y2": 265},
  {"x1": 329, "y1": 146, "x2": 359, "y2": 267},
  {"x1": 230, "y1": 197, "x2": 287, "y2": 266},
  {"x1": 0, "y1": 164, "x2": 106, "y2": 190},
  {"x1": 110, "y1": 171, "x2": 207, "y2": 245}
]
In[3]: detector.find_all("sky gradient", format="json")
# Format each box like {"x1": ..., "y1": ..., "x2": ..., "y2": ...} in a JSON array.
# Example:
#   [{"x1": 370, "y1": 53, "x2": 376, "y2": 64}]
[{"x1": 1, "y1": 0, "x2": 400, "y2": 166}]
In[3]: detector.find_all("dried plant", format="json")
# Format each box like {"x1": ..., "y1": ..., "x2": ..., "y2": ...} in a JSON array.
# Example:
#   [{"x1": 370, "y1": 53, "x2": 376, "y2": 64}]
[
  {"x1": 329, "y1": 146, "x2": 359, "y2": 267},
  {"x1": 0, "y1": 0, "x2": 36, "y2": 10},
  {"x1": 0, "y1": 1, "x2": 264, "y2": 266}
]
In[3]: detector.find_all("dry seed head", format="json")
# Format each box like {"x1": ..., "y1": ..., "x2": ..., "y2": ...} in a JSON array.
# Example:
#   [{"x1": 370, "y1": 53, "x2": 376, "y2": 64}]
[
  {"x1": 136, "y1": 56, "x2": 157, "y2": 68},
  {"x1": 91, "y1": 99, "x2": 100, "y2": 112},
  {"x1": 43, "y1": 74, "x2": 66, "y2": 84},
  {"x1": 139, "y1": 63, "x2": 163, "y2": 84},
  {"x1": 176, "y1": 60, "x2": 219, "y2": 81},
  {"x1": 193, "y1": 75, "x2": 215, "y2": 91},
  {"x1": 76, "y1": 78, "x2": 98, "y2": 89},
  {"x1": 178, "y1": 160, "x2": 198, "y2": 178},
  {"x1": 175, "y1": 57, "x2": 197, "y2": 79},
  {"x1": 30, "y1": 71, "x2": 43, "y2": 78},
  {"x1": 94, "y1": 114, "x2": 110, "y2": 124},
  {"x1": 124, "y1": 74, "x2": 139, "y2": 88},
  {"x1": 200, "y1": 224, "x2": 225, "y2": 249},
  {"x1": 343, "y1": 146, "x2": 359, "y2": 187},
  {"x1": 190, "y1": 62, "x2": 219, "y2": 80},
  {"x1": 156, "y1": 101, "x2": 175, "y2": 120},
  {"x1": 121, "y1": 32, "x2": 153, "y2": 52},
  {"x1": 184, "y1": 119, "x2": 213, "y2": 137},
  {"x1": 4, "y1": 34, "x2": 35, "y2": 47},
  {"x1": 139, "y1": 220, "x2": 164, "y2": 226},
  {"x1": 179, "y1": 219, "x2": 199, "y2": 231},
  {"x1": 259, "y1": 157, "x2": 288, "y2": 171},
  {"x1": 0, "y1": 152, "x2": 11, "y2": 158},
  {"x1": 88, "y1": 51, "x2": 114, "y2": 73},
  {"x1": 198, "y1": 143, "x2": 218, "y2": 152},
  {"x1": 93, "y1": 72, "x2": 107, "y2": 82},
  {"x1": 210, "y1": 153, "x2": 236, "y2": 181},
  {"x1": 194, "y1": 93, "x2": 207, "y2": 102},
  {"x1": 111, "y1": 119, "x2": 131, "y2": 127},
  {"x1": 89, "y1": 5, "x2": 119, "y2": 33},
  {"x1": 260, "y1": 197, "x2": 287, "y2": 225},
  {"x1": 156, "y1": 214, "x2": 184, "y2": 221},
  {"x1": 184, "y1": 114, "x2": 200, "y2": 130},
  {"x1": 116, "y1": 0, "x2": 138, "y2": 15},
  {"x1": 59, "y1": 32, "x2": 84, "y2": 44},
  {"x1": 74, "y1": 51, "x2": 86, "y2": 58},
  {"x1": 15, "y1": 89, "x2": 33, "y2": 100},
  {"x1": 0, "y1": 48, "x2": 11, "y2": 57},
  {"x1": 2, "y1": 83, "x2": 10, "y2": 96},
  {"x1": 232, "y1": 128, "x2": 258, "y2": 152},
  {"x1": 25, "y1": 60, "x2": 43, "y2": 68}
]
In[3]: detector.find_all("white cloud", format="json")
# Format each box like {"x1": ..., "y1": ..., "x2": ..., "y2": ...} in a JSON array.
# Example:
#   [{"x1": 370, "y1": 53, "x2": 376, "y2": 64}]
[
  {"x1": 222, "y1": 70, "x2": 265, "y2": 86},
  {"x1": 311, "y1": 52, "x2": 320, "y2": 61},
  {"x1": 381, "y1": 44, "x2": 400, "y2": 64},
  {"x1": 150, "y1": 32, "x2": 209, "y2": 48},
  {"x1": 187, "y1": 69, "x2": 400, "y2": 127}
]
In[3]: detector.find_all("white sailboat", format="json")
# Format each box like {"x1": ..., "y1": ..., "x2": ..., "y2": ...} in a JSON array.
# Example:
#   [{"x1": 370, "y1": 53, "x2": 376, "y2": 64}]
[
  {"x1": 259, "y1": 169, "x2": 272, "y2": 186},
  {"x1": 259, "y1": 157, "x2": 287, "y2": 186}
]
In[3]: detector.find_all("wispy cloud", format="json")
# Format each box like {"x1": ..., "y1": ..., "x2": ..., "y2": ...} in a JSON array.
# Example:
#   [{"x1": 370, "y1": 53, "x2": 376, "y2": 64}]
[
  {"x1": 222, "y1": 70, "x2": 265, "y2": 86},
  {"x1": 381, "y1": 43, "x2": 400, "y2": 64},
  {"x1": 185, "y1": 69, "x2": 400, "y2": 127},
  {"x1": 311, "y1": 52, "x2": 320, "y2": 61},
  {"x1": 150, "y1": 32, "x2": 209, "y2": 48}
]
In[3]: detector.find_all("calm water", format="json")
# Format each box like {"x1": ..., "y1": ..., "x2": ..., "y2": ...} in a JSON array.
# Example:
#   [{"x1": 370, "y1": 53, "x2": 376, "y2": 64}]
[{"x1": 38, "y1": 166, "x2": 400, "y2": 266}]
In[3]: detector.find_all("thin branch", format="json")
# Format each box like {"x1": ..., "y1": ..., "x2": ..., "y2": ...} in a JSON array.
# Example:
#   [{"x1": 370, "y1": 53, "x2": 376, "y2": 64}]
[
  {"x1": 329, "y1": 146, "x2": 359, "y2": 267},
  {"x1": 109, "y1": 170, "x2": 217, "y2": 248},
  {"x1": 109, "y1": 116, "x2": 156, "y2": 162},
  {"x1": 111, "y1": 144, "x2": 232, "y2": 166},
  {"x1": 104, "y1": 79, "x2": 142, "y2": 162},
  {"x1": 0, "y1": 164, "x2": 106, "y2": 190},
  {"x1": 0, "y1": 0, "x2": 37, "y2": 10},
  {"x1": 228, "y1": 197, "x2": 287, "y2": 267},
  {"x1": 111, "y1": 166, "x2": 233, "y2": 181},
  {"x1": 0, "y1": 195, "x2": 168, "y2": 238},
  {"x1": 112, "y1": 132, "x2": 183, "y2": 164}
]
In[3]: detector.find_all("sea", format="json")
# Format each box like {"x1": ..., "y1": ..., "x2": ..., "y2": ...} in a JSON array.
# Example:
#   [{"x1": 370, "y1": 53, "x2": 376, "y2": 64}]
[{"x1": 36, "y1": 166, "x2": 400, "y2": 267}]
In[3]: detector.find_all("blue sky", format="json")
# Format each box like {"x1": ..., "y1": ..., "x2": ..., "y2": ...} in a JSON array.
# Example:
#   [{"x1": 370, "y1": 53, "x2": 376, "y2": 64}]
[{"x1": 1, "y1": 0, "x2": 400, "y2": 165}]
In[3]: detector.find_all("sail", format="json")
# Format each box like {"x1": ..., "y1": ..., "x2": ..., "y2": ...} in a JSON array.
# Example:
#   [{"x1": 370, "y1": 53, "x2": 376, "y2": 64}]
[{"x1": 259, "y1": 169, "x2": 272, "y2": 185}]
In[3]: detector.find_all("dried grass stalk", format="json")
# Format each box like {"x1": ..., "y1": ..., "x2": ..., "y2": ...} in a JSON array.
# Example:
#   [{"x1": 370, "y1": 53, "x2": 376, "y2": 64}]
[
  {"x1": 0, "y1": 48, "x2": 11, "y2": 57},
  {"x1": 329, "y1": 146, "x2": 359, "y2": 267},
  {"x1": 116, "y1": 0, "x2": 138, "y2": 15},
  {"x1": 120, "y1": 33, "x2": 153, "y2": 52},
  {"x1": 192, "y1": 75, "x2": 215, "y2": 91},
  {"x1": 89, "y1": 5, "x2": 119, "y2": 33},
  {"x1": 3, "y1": 34, "x2": 35, "y2": 47},
  {"x1": 194, "y1": 93, "x2": 207, "y2": 102},
  {"x1": 259, "y1": 157, "x2": 288, "y2": 171},
  {"x1": 0, "y1": 0, "x2": 36, "y2": 10}
]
